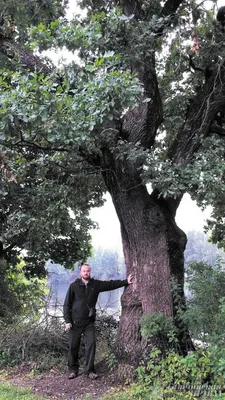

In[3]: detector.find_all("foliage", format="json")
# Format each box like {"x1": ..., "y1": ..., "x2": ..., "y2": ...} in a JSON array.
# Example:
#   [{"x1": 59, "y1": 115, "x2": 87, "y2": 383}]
[
  {"x1": 135, "y1": 346, "x2": 225, "y2": 388},
  {"x1": 0, "y1": 259, "x2": 19, "y2": 320},
  {"x1": 140, "y1": 312, "x2": 178, "y2": 348},
  {"x1": 0, "y1": 0, "x2": 68, "y2": 43},
  {"x1": 0, "y1": 258, "x2": 47, "y2": 322},
  {"x1": 0, "y1": 7, "x2": 141, "y2": 274},
  {"x1": 0, "y1": 307, "x2": 119, "y2": 370},
  {"x1": 103, "y1": 347, "x2": 225, "y2": 399},
  {"x1": 0, "y1": 0, "x2": 225, "y2": 273},
  {"x1": 7, "y1": 258, "x2": 47, "y2": 317},
  {"x1": 139, "y1": 259, "x2": 225, "y2": 348},
  {"x1": 183, "y1": 260, "x2": 225, "y2": 344},
  {"x1": 0, "y1": 315, "x2": 68, "y2": 368},
  {"x1": 0, "y1": 66, "x2": 110, "y2": 274}
]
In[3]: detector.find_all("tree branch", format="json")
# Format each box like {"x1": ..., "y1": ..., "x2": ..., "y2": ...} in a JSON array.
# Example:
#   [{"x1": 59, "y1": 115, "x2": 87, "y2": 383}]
[
  {"x1": 10, "y1": 139, "x2": 69, "y2": 153},
  {"x1": 211, "y1": 124, "x2": 225, "y2": 136},
  {"x1": 155, "y1": 60, "x2": 225, "y2": 216},
  {"x1": 115, "y1": 0, "x2": 145, "y2": 19},
  {"x1": 160, "y1": 0, "x2": 184, "y2": 18},
  {"x1": 115, "y1": 0, "x2": 184, "y2": 21},
  {"x1": 169, "y1": 60, "x2": 225, "y2": 165},
  {"x1": 116, "y1": 1, "x2": 184, "y2": 149},
  {"x1": 0, "y1": 38, "x2": 51, "y2": 74}
]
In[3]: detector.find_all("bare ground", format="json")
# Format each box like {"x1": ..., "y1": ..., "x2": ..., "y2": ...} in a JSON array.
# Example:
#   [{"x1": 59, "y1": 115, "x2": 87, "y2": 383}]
[{"x1": 0, "y1": 361, "x2": 122, "y2": 400}]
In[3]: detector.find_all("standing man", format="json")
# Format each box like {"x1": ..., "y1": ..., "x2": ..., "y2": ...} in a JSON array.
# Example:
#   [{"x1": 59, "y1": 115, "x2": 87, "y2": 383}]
[{"x1": 63, "y1": 263, "x2": 133, "y2": 380}]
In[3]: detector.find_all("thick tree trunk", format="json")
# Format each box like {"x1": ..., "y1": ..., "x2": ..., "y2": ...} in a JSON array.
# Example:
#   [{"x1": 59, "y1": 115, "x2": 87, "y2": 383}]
[
  {"x1": 113, "y1": 187, "x2": 188, "y2": 362},
  {"x1": 102, "y1": 155, "x2": 189, "y2": 362}
]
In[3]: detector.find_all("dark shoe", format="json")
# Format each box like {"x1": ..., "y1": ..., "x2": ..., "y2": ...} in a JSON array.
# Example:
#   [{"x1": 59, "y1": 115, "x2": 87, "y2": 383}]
[
  {"x1": 88, "y1": 372, "x2": 98, "y2": 379},
  {"x1": 68, "y1": 372, "x2": 78, "y2": 379}
]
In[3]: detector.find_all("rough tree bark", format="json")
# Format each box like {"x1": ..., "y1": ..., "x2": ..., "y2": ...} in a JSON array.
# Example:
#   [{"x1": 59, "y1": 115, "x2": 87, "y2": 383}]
[
  {"x1": 97, "y1": 0, "x2": 189, "y2": 361},
  {"x1": 101, "y1": 139, "x2": 189, "y2": 361}
]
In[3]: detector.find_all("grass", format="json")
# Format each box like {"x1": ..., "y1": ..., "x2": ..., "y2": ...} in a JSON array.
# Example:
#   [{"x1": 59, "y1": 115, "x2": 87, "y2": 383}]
[{"x1": 0, "y1": 383, "x2": 47, "y2": 400}]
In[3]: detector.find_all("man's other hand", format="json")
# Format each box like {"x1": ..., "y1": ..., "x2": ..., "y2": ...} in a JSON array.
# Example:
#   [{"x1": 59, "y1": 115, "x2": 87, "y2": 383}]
[
  {"x1": 65, "y1": 323, "x2": 72, "y2": 329},
  {"x1": 127, "y1": 274, "x2": 134, "y2": 284}
]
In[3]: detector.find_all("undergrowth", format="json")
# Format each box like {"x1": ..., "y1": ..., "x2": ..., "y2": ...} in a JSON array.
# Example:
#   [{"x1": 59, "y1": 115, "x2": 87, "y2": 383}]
[{"x1": 103, "y1": 346, "x2": 225, "y2": 400}]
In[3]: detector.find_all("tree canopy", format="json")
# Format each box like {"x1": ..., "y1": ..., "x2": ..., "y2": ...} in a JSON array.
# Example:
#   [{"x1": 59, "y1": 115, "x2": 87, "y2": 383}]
[
  {"x1": 1, "y1": 0, "x2": 225, "y2": 357},
  {"x1": 0, "y1": 0, "x2": 142, "y2": 275}
]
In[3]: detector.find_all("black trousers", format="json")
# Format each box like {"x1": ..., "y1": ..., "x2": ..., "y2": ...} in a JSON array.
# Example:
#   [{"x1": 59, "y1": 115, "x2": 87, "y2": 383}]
[{"x1": 68, "y1": 321, "x2": 96, "y2": 374}]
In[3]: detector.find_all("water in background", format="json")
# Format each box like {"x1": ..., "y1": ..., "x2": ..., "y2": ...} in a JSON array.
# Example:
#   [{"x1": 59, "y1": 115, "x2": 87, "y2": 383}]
[{"x1": 46, "y1": 253, "x2": 126, "y2": 319}]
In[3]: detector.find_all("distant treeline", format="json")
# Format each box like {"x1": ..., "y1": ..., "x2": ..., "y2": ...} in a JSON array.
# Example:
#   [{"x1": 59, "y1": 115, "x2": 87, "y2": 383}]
[{"x1": 184, "y1": 231, "x2": 225, "y2": 267}]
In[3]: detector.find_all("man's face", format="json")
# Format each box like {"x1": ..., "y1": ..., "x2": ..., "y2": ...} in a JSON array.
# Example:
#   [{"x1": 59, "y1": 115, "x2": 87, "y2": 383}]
[{"x1": 80, "y1": 265, "x2": 91, "y2": 280}]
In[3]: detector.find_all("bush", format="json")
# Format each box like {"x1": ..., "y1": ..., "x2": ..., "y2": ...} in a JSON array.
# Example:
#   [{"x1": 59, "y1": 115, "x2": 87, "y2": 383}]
[
  {"x1": 0, "y1": 259, "x2": 20, "y2": 321},
  {"x1": 103, "y1": 346, "x2": 225, "y2": 399},
  {"x1": 0, "y1": 258, "x2": 47, "y2": 323},
  {"x1": 0, "y1": 315, "x2": 68, "y2": 370},
  {"x1": 0, "y1": 310, "x2": 119, "y2": 373},
  {"x1": 140, "y1": 312, "x2": 179, "y2": 353},
  {"x1": 184, "y1": 260, "x2": 225, "y2": 345}
]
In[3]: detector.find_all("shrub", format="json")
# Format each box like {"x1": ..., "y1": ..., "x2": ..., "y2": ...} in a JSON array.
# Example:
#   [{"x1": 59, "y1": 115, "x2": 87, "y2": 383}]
[
  {"x1": 0, "y1": 310, "x2": 119, "y2": 373},
  {"x1": 0, "y1": 315, "x2": 68, "y2": 370},
  {"x1": 184, "y1": 260, "x2": 225, "y2": 345},
  {"x1": 102, "y1": 346, "x2": 225, "y2": 399},
  {"x1": 0, "y1": 258, "x2": 47, "y2": 324}
]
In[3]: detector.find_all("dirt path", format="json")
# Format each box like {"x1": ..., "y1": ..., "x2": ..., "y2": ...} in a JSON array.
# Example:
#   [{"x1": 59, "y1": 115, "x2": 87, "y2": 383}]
[{"x1": 0, "y1": 363, "x2": 120, "y2": 400}]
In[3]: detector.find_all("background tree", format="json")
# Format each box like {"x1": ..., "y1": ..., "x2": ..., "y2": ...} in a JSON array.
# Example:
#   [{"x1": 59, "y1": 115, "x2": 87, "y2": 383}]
[
  {"x1": 88, "y1": 247, "x2": 124, "y2": 279},
  {"x1": 184, "y1": 231, "x2": 225, "y2": 268},
  {"x1": 0, "y1": 257, "x2": 46, "y2": 322},
  {"x1": 1, "y1": 0, "x2": 225, "y2": 362},
  {"x1": 184, "y1": 260, "x2": 225, "y2": 345}
]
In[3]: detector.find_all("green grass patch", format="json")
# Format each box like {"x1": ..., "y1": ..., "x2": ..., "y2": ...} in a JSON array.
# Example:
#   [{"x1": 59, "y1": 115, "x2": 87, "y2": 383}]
[{"x1": 0, "y1": 383, "x2": 47, "y2": 400}]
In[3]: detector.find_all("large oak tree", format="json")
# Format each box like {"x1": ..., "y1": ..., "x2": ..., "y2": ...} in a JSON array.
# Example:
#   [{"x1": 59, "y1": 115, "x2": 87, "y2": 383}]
[{"x1": 1, "y1": 0, "x2": 225, "y2": 361}]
